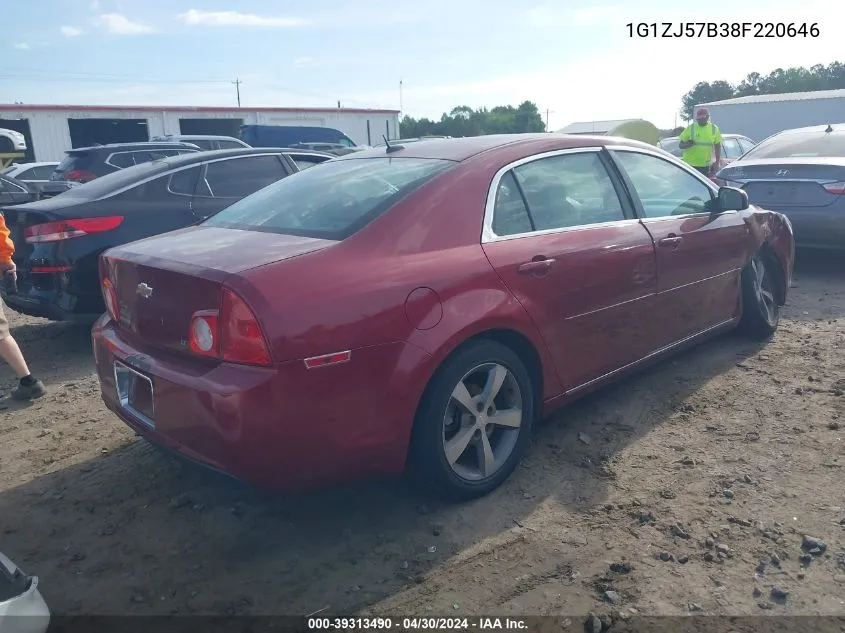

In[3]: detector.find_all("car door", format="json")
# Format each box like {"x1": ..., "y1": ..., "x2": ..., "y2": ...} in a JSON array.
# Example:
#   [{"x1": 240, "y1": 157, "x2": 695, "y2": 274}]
[
  {"x1": 607, "y1": 147, "x2": 752, "y2": 343},
  {"x1": 481, "y1": 147, "x2": 659, "y2": 390},
  {"x1": 190, "y1": 154, "x2": 293, "y2": 220}
]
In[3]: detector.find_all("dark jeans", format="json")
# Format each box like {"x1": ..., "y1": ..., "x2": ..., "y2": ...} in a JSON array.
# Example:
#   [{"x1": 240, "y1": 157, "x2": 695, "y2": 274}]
[{"x1": 691, "y1": 165, "x2": 710, "y2": 176}]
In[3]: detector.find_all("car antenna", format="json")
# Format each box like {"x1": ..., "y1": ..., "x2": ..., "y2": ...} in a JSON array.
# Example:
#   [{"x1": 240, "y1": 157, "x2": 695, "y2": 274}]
[
  {"x1": 825, "y1": 124, "x2": 834, "y2": 133},
  {"x1": 382, "y1": 134, "x2": 404, "y2": 153}
]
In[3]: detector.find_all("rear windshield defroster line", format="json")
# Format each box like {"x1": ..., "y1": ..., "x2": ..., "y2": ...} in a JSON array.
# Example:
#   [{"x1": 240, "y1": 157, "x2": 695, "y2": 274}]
[{"x1": 203, "y1": 157, "x2": 455, "y2": 241}]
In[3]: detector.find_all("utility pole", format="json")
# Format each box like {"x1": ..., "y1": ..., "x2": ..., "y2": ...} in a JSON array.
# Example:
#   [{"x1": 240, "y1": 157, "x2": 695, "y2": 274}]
[
  {"x1": 232, "y1": 78, "x2": 242, "y2": 107},
  {"x1": 399, "y1": 80, "x2": 403, "y2": 117},
  {"x1": 546, "y1": 109, "x2": 550, "y2": 132}
]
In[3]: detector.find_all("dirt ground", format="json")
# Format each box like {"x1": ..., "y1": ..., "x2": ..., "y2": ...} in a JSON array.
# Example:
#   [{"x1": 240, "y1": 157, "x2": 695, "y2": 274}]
[{"x1": 1, "y1": 250, "x2": 843, "y2": 620}]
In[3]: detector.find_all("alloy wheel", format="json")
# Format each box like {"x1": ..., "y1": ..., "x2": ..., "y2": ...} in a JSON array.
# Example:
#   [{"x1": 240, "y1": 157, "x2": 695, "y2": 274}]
[
  {"x1": 750, "y1": 254, "x2": 777, "y2": 325},
  {"x1": 442, "y1": 362, "x2": 524, "y2": 481}
]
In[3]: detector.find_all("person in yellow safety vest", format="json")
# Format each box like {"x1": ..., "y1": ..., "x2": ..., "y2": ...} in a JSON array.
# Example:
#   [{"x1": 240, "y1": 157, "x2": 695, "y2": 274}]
[{"x1": 678, "y1": 106, "x2": 723, "y2": 177}]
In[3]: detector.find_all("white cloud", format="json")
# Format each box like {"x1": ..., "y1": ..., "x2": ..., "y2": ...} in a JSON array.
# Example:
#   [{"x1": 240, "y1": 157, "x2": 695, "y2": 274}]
[
  {"x1": 60, "y1": 25, "x2": 83, "y2": 37},
  {"x1": 177, "y1": 9, "x2": 307, "y2": 28},
  {"x1": 96, "y1": 13, "x2": 153, "y2": 35},
  {"x1": 13, "y1": 42, "x2": 31, "y2": 50}
]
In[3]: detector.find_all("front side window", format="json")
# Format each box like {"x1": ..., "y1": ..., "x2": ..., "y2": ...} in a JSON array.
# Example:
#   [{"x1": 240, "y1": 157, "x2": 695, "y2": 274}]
[
  {"x1": 168, "y1": 165, "x2": 201, "y2": 195},
  {"x1": 204, "y1": 157, "x2": 453, "y2": 239},
  {"x1": 491, "y1": 152, "x2": 625, "y2": 234},
  {"x1": 613, "y1": 151, "x2": 714, "y2": 217}
]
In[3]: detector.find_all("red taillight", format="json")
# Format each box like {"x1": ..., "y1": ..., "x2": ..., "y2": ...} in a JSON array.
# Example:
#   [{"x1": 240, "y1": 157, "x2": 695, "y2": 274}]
[
  {"x1": 186, "y1": 289, "x2": 271, "y2": 366},
  {"x1": 822, "y1": 181, "x2": 845, "y2": 195},
  {"x1": 220, "y1": 288, "x2": 271, "y2": 366},
  {"x1": 189, "y1": 310, "x2": 220, "y2": 358},
  {"x1": 102, "y1": 278, "x2": 119, "y2": 321},
  {"x1": 31, "y1": 266, "x2": 72, "y2": 273},
  {"x1": 25, "y1": 216, "x2": 123, "y2": 243},
  {"x1": 63, "y1": 169, "x2": 97, "y2": 183}
]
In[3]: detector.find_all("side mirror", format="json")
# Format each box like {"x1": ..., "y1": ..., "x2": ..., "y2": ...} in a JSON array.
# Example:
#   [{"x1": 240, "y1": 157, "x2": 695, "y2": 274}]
[{"x1": 717, "y1": 186, "x2": 749, "y2": 212}]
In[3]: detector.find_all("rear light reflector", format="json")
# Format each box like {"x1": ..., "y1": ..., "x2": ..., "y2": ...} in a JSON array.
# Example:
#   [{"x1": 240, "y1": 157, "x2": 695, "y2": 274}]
[
  {"x1": 822, "y1": 181, "x2": 845, "y2": 195},
  {"x1": 25, "y1": 216, "x2": 124, "y2": 243},
  {"x1": 31, "y1": 266, "x2": 72, "y2": 273},
  {"x1": 189, "y1": 310, "x2": 220, "y2": 357},
  {"x1": 102, "y1": 278, "x2": 119, "y2": 322},
  {"x1": 220, "y1": 288, "x2": 271, "y2": 366},
  {"x1": 304, "y1": 351, "x2": 352, "y2": 369}
]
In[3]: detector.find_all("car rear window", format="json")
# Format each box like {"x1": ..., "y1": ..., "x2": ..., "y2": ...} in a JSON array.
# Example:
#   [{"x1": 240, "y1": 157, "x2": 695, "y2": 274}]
[
  {"x1": 53, "y1": 152, "x2": 94, "y2": 177},
  {"x1": 203, "y1": 157, "x2": 454, "y2": 240},
  {"x1": 742, "y1": 130, "x2": 845, "y2": 159}
]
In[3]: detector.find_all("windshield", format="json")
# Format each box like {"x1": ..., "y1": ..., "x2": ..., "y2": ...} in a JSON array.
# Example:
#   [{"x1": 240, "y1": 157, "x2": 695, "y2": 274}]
[
  {"x1": 203, "y1": 157, "x2": 454, "y2": 240},
  {"x1": 742, "y1": 130, "x2": 845, "y2": 159}
]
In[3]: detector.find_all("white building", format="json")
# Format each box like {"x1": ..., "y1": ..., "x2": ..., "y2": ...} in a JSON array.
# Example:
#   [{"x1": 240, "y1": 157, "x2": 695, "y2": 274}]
[
  {"x1": 0, "y1": 104, "x2": 401, "y2": 162},
  {"x1": 557, "y1": 119, "x2": 641, "y2": 135},
  {"x1": 698, "y1": 89, "x2": 845, "y2": 143}
]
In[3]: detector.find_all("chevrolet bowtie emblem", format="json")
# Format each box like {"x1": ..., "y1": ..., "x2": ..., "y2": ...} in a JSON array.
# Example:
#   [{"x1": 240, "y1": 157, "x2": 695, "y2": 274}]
[{"x1": 136, "y1": 283, "x2": 153, "y2": 299}]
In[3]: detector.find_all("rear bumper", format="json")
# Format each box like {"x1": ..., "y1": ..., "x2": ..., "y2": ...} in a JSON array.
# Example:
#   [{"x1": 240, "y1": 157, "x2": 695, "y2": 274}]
[
  {"x1": 91, "y1": 316, "x2": 433, "y2": 491},
  {"x1": 0, "y1": 287, "x2": 101, "y2": 323}
]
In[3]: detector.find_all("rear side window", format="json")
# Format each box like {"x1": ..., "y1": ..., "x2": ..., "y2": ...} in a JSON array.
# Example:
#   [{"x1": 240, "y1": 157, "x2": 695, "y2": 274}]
[
  {"x1": 204, "y1": 157, "x2": 453, "y2": 240},
  {"x1": 30, "y1": 165, "x2": 56, "y2": 179},
  {"x1": 291, "y1": 154, "x2": 331, "y2": 170},
  {"x1": 202, "y1": 155, "x2": 287, "y2": 198},
  {"x1": 168, "y1": 165, "x2": 201, "y2": 195},
  {"x1": 218, "y1": 140, "x2": 246, "y2": 149},
  {"x1": 721, "y1": 138, "x2": 743, "y2": 159},
  {"x1": 743, "y1": 130, "x2": 845, "y2": 159},
  {"x1": 52, "y1": 153, "x2": 96, "y2": 179},
  {"x1": 491, "y1": 172, "x2": 533, "y2": 236},
  {"x1": 190, "y1": 139, "x2": 215, "y2": 150},
  {"x1": 107, "y1": 152, "x2": 136, "y2": 169}
]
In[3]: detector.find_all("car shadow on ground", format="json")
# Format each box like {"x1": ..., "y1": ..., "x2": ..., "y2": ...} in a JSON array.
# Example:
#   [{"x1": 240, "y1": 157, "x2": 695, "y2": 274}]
[
  {"x1": 0, "y1": 327, "x2": 768, "y2": 616},
  {"x1": 0, "y1": 252, "x2": 841, "y2": 616}
]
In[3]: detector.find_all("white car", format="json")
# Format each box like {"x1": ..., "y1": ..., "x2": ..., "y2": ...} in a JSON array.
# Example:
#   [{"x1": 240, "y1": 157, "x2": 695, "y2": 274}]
[
  {"x1": 0, "y1": 551, "x2": 49, "y2": 633},
  {"x1": 0, "y1": 129, "x2": 26, "y2": 154},
  {"x1": 1, "y1": 163, "x2": 58, "y2": 184}
]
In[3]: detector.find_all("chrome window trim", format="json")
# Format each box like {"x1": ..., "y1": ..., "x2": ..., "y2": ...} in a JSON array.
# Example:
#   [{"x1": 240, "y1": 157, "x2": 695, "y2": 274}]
[
  {"x1": 482, "y1": 146, "x2": 629, "y2": 244},
  {"x1": 0, "y1": 177, "x2": 28, "y2": 194},
  {"x1": 104, "y1": 151, "x2": 139, "y2": 170}
]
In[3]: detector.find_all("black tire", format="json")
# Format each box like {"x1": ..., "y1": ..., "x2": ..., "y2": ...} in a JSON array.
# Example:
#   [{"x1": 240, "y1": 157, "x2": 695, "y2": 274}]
[
  {"x1": 738, "y1": 250, "x2": 780, "y2": 340},
  {"x1": 408, "y1": 340, "x2": 535, "y2": 501},
  {"x1": 0, "y1": 137, "x2": 13, "y2": 153}
]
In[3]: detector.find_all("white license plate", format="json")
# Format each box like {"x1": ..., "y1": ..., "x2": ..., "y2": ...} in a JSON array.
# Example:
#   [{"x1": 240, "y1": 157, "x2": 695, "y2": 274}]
[{"x1": 114, "y1": 360, "x2": 155, "y2": 429}]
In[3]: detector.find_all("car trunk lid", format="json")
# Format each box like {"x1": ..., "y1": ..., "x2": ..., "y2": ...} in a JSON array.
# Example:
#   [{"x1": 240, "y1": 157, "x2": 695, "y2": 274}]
[
  {"x1": 102, "y1": 226, "x2": 335, "y2": 354},
  {"x1": 718, "y1": 157, "x2": 845, "y2": 208}
]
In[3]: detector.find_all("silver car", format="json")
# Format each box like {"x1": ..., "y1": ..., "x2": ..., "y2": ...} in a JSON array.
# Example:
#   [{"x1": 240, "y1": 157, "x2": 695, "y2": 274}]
[{"x1": 716, "y1": 123, "x2": 845, "y2": 249}]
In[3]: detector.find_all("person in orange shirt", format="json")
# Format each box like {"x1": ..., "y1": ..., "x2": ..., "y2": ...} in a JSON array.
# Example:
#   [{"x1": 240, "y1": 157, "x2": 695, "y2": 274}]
[{"x1": 0, "y1": 213, "x2": 46, "y2": 400}]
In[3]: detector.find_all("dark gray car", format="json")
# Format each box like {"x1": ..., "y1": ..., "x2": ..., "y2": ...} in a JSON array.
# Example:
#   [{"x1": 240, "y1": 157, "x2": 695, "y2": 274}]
[{"x1": 716, "y1": 124, "x2": 845, "y2": 249}]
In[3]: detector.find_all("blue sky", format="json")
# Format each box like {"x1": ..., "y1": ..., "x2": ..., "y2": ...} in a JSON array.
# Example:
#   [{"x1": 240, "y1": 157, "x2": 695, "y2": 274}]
[{"x1": 4, "y1": 0, "x2": 839, "y2": 129}]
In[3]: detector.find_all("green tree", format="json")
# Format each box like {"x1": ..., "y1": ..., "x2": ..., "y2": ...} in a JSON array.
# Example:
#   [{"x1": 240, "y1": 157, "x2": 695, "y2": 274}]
[
  {"x1": 399, "y1": 101, "x2": 545, "y2": 138},
  {"x1": 680, "y1": 80, "x2": 735, "y2": 120},
  {"x1": 680, "y1": 61, "x2": 845, "y2": 120}
]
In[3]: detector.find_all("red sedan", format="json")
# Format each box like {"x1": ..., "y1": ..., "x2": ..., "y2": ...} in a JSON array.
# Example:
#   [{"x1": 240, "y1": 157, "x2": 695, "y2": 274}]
[{"x1": 92, "y1": 134, "x2": 795, "y2": 500}]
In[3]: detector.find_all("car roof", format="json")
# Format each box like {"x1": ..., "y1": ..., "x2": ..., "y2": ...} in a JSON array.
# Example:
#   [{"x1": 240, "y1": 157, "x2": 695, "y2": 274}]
[
  {"x1": 13, "y1": 148, "x2": 311, "y2": 211},
  {"x1": 153, "y1": 134, "x2": 243, "y2": 141},
  {"x1": 334, "y1": 133, "x2": 653, "y2": 162},
  {"x1": 67, "y1": 141, "x2": 199, "y2": 154},
  {"x1": 770, "y1": 123, "x2": 845, "y2": 136},
  {"x1": 661, "y1": 133, "x2": 750, "y2": 142}
]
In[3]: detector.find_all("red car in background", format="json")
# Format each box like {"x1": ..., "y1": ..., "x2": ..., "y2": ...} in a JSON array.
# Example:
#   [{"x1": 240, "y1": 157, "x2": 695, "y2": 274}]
[{"x1": 91, "y1": 134, "x2": 794, "y2": 500}]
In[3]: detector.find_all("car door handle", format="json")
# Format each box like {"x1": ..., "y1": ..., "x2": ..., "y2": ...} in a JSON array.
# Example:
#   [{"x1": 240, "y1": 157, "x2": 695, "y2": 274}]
[
  {"x1": 517, "y1": 258, "x2": 556, "y2": 274},
  {"x1": 658, "y1": 236, "x2": 683, "y2": 247}
]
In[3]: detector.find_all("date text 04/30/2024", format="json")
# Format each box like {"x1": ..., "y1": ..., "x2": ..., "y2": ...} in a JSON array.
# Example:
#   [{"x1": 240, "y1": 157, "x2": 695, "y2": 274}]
[
  {"x1": 627, "y1": 22, "x2": 819, "y2": 38},
  {"x1": 306, "y1": 617, "x2": 528, "y2": 630}
]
